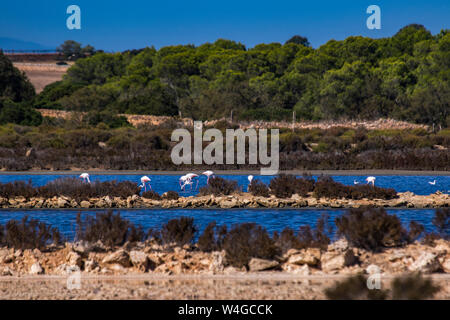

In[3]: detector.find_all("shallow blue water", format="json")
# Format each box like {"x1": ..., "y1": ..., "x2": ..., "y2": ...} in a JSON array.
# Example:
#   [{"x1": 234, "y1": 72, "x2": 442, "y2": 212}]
[
  {"x1": 0, "y1": 174, "x2": 449, "y2": 196},
  {"x1": 0, "y1": 208, "x2": 441, "y2": 241}
]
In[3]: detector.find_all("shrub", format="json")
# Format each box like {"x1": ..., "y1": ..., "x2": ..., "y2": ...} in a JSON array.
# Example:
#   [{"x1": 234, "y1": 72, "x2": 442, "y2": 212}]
[
  {"x1": 408, "y1": 221, "x2": 425, "y2": 242},
  {"x1": 75, "y1": 211, "x2": 145, "y2": 247},
  {"x1": 0, "y1": 216, "x2": 61, "y2": 250},
  {"x1": 269, "y1": 174, "x2": 299, "y2": 198},
  {"x1": 37, "y1": 178, "x2": 140, "y2": 201},
  {"x1": 296, "y1": 176, "x2": 316, "y2": 196},
  {"x1": 272, "y1": 228, "x2": 293, "y2": 253},
  {"x1": 142, "y1": 190, "x2": 161, "y2": 200},
  {"x1": 336, "y1": 208, "x2": 408, "y2": 251},
  {"x1": 127, "y1": 225, "x2": 146, "y2": 243},
  {"x1": 198, "y1": 176, "x2": 240, "y2": 196},
  {"x1": 100, "y1": 180, "x2": 141, "y2": 198},
  {"x1": 197, "y1": 222, "x2": 218, "y2": 252},
  {"x1": 85, "y1": 110, "x2": 130, "y2": 128},
  {"x1": 34, "y1": 81, "x2": 83, "y2": 109},
  {"x1": 349, "y1": 184, "x2": 397, "y2": 200},
  {"x1": 391, "y1": 273, "x2": 440, "y2": 300},
  {"x1": 423, "y1": 233, "x2": 442, "y2": 246},
  {"x1": 313, "y1": 175, "x2": 348, "y2": 198},
  {"x1": 275, "y1": 214, "x2": 331, "y2": 252},
  {"x1": 0, "y1": 100, "x2": 42, "y2": 126},
  {"x1": 325, "y1": 273, "x2": 440, "y2": 300},
  {"x1": 298, "y1": 214, "x2": 332, "y2": 250},
  {"x1": 248, "y1": 179, "x2": 270, "y2": 197},
  {"x1": 423, "y1": 208, "x2": 450, "y2": 245},
  {"x1": 162, "y1": 190, "x2": 179, "y2": 200},
  {"x1": 324, "y1": 275, "x2": 388, "y2": 300},
  {"x1": 146, "y1": 227, "x2": 162, "y2": 243},
  {"x1": 269, "y1": 174, "x2": 315, "y2": 198},
  {"x1": 222, "y1": 223, "x2": 279, "y2": 269},
  {"x1": 160, "y1": 217, "x2": 197, "y2": 246},
  {"x1": 432, "y1": 208, "x2": 449, "y2": 237},
  {"x1": 314, "y1": 176, "x2": 397, "y2": 200},
  {"x1": 0, "y1": 180, "x2": 36, "y2": 198}
]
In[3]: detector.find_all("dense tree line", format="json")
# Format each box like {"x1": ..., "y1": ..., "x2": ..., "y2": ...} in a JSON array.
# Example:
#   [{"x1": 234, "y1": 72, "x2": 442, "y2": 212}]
[{"x1": 34, "y1": 25, "x2": 449, "y2": 126}]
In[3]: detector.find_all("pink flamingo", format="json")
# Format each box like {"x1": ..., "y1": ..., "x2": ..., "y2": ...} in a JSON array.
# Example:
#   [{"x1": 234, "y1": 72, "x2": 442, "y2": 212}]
[
  {"x1": 139, "y1": 176, "x2": 152, "y2": 191},
  {"x1": 248, "y1": 175, "x2": 254, "y2": 191},
  {"x1": 180, "y1": 173, "x2": 199, "y2": 191},
  {"x1": 366, "y1": 176, "x2": 376, "y2": 186},
  {"x1": 79, "y1": 173, "x2": 90, "y2": 184},
  {"x1": 179, "y1": 175, "x2": 188, "y2": 190},
  {"x1": 202, "y1": 170, "x2": 215, "y2": 184}
]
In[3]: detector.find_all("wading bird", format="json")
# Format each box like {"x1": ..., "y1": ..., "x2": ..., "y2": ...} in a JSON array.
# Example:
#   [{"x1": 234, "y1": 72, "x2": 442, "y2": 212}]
[
  {"x1": 248, "y1": 175, "x2": 254, "y2": 191},
  {"x1": 179, "y1": 175, "x2": 188, "y2": 189},
  {"x1": 202, "y1": 170, "x2": 215, "y2": 184},
  {"x1": 180, "y1": 173, "x2": 199, "y2": 191},
  {"x1": 366, "y1": 176, "x2": 376, "y2": 186},
  {"x1": 139, "y1": 176, "x2": 152, "y2": 191},
  {"x1": 428, "y1": 180, "x2": 436, "y2": 185},
  {"x1": 79, "y1": 173, "x2": 90, "y2": 183}
]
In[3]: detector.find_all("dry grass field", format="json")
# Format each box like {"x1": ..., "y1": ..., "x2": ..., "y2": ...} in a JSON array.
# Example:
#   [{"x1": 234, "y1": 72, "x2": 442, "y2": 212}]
[{"x1": 14, "y1": 62, "x2": 70, "y2": 93}]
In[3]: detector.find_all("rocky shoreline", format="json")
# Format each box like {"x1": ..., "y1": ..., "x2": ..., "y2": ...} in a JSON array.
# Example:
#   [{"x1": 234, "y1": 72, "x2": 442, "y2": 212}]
[
  {"x1": 1, "y1": 191, "x2": 448, "y2": 209},
  {"x1": 1, "y1": 238, "x2": 450, "y2": 299},
  {"x1": 1, "y1": 238, "x2": 449, "y2": 278}
]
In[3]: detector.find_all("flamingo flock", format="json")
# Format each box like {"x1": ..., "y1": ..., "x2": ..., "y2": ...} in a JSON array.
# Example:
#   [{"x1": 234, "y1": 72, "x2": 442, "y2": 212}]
[{"x1": 76, "y1": 173, "x2": 444, "y2": 195}]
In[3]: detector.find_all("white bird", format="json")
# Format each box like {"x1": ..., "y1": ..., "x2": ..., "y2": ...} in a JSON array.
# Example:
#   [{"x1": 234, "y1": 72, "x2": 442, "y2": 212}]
[
  {"x1": 180, "y1": 173, "x2": 199, "y2": 191},
  {"x1": 185, "y1": 173, "x2": 199, "y2": 180},
  {"x1": 79, "y1": 173, "x2": 90, "y2": 184},
  {"x1": 202, "y1": 171, "x2": 215, "y2": 184},
  {"x1": 179, "y1": 175, "x2": 188, "y2": 189},
  {"x1": 139, "y1": 176, "x2": 152, "y2": 191},
  {"x1": 181, "y1": 178, "x2": 194, "y2": 191},
  {"x1": 428, "y1": 180, "x2": 436, "y2": 185},
  {"x1": 248, "y1": 175, "x2": 254, "y2": 192},
  {"x1": 366, "y1": 176, "x2": 376, "y2": 186},
  {"x1": 354, "y1": 180, "x2": 359, "y2": 185}
]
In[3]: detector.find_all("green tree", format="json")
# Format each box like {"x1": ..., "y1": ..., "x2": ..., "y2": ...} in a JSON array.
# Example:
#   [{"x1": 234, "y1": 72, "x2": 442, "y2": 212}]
[
  {"x1": 0, "y1": 52, "x2": 35, "y2": 102},
  {"x1": 286, "y1": 35, "x2": 310, "y2": 47},
  {"x1": 57, "y1": 40, "x2": 97, "y2": 60},
  {"x1": 57, "y1": 40, "x2": 82, "y2": 59}
]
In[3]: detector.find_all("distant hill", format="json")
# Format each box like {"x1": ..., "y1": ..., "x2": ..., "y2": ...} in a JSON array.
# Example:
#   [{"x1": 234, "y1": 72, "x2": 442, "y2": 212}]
[{"x1": 0, "y1": 37, "x2": 54, "y2": 51}]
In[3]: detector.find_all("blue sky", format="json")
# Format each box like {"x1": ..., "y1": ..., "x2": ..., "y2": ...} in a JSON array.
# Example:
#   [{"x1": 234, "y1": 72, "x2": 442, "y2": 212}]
[{"x1": 1, "y1": 0, "x2": 448, "y2": 51}]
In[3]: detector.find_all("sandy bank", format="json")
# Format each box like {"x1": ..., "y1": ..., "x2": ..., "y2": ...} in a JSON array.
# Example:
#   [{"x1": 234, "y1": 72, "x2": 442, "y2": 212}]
[{"x1": 0, "y1": 274, "x2": 449, "y2": 300}]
